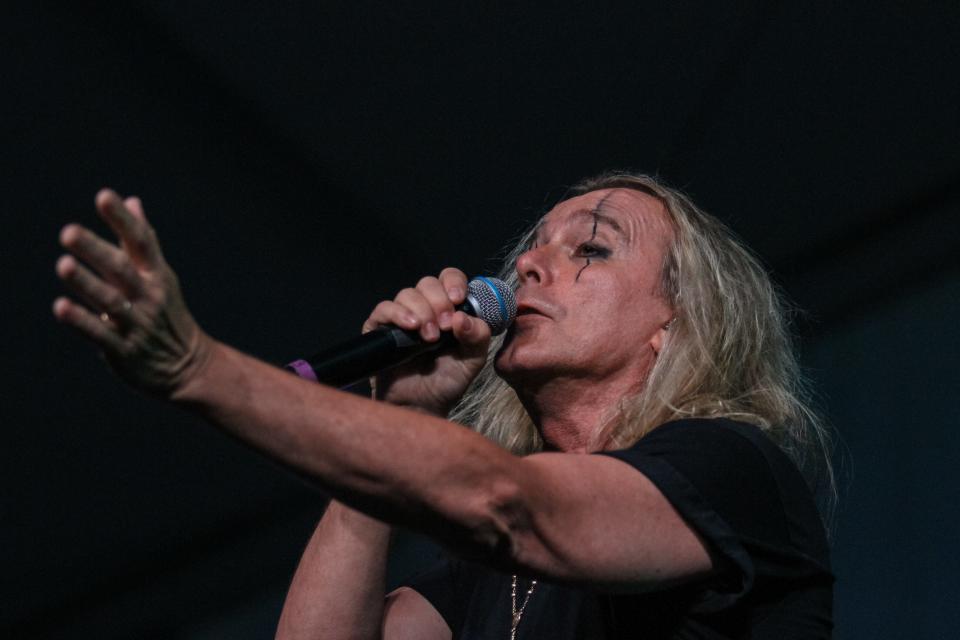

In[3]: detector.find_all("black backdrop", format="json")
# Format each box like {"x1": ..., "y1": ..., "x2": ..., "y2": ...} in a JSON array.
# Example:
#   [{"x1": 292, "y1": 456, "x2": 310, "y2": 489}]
[{"x1": 4, "y1": 2, "x2": 959, "y2": 638}]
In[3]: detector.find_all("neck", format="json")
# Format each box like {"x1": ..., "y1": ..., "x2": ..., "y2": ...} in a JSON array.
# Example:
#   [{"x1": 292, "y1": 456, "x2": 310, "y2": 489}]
[{"x1": 516, "y1": 372, "x2": 646, "y2": 453}]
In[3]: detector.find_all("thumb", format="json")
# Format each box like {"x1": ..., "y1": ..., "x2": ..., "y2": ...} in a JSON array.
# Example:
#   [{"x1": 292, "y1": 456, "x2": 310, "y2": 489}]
[{"x1": 451, "y1": 311, "x2": 491, "y2": 353}]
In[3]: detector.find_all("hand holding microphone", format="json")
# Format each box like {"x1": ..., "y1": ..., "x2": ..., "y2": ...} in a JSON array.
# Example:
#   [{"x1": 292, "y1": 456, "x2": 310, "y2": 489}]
[{"x1": 286, "y1": 269, "x2": 516, "y2": 417}]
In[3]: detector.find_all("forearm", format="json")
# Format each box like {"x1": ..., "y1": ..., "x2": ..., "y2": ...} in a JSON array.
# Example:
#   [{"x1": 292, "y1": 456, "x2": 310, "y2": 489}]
[
  {"x1": 277, "y1": 501, "x2": 391, "y2": 640},
  {"x1": 172, "y1": 339, "x2": 519, "y2": 553}
]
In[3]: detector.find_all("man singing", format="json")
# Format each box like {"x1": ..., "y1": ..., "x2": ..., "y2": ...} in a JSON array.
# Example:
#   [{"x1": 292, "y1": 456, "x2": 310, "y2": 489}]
[{"x1": 54, "y1": 173, "x2": 833, "y2": 638}]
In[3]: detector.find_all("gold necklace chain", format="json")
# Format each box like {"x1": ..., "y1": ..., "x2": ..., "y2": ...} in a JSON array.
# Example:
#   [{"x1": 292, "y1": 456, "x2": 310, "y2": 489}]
[{"x1": 510, "y1": 574, "x2": 538, "y2": 640}]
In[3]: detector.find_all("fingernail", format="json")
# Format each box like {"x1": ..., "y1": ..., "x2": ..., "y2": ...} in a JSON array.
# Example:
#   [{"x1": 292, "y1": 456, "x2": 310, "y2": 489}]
[
  {"x1": 438, "y1": 311, "x2": 452, "y2": 329},
  {"x1": 448, "y1": 287, "x2": 464, "y2": 301},
  {"x1": 403, "y1": 313, "x2": 418, "y2": 326},
  {"x1": 424, "y1": 322, "x2": 439, "y2": 340},
  {"x1": 462, "y1": 316, "x2": 473, "y2": 332}
]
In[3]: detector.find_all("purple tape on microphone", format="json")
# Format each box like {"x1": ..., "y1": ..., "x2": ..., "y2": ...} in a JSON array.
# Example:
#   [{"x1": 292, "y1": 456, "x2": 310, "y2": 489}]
[{"x1": 286, "y1": 359, "x2": 318, "y2": 382}]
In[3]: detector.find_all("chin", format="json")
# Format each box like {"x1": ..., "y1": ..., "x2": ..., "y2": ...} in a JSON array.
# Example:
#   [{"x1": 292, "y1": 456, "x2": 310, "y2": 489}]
[{"x1": 494, "y1": 340, "x2": 558, "y2": 388}]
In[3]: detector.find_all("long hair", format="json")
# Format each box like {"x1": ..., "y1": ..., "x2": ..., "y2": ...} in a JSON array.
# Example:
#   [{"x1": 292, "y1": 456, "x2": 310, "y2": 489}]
[{"x1": 450, "y1": 172, "x2": 834, "y2": 500}]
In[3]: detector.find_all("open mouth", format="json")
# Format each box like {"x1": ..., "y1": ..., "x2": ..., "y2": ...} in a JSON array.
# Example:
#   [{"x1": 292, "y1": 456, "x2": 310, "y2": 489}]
[
  {"x1": 514, "y1": 305, "x2": 551, "y2": 326},
  {"x1": 516, "y1": 305, "x2": 545, "y2": 317}
]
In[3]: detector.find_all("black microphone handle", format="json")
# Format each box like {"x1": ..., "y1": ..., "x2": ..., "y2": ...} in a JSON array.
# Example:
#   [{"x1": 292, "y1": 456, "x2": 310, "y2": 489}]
[
  {"x1": 285, "y1": 275, "x2": 515, "y2": 388},
  {"x1": 285, "y1": 326, "x2": 457, "y2": 389}
]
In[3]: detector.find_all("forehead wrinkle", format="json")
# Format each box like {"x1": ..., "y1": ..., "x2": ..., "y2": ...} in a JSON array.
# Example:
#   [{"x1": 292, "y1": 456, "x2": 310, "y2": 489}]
[
  {"x1": 535, "y1": 191, "x2": 632, "y2": 243},
  {"x1": 536, "y1": 209, "x2": 626, "y2": 243},
  {"x1": 588, "y1": 191, "x2": 624, "y2": 235},
  {"x1": 576, "y1": 199, "x2": 630, "y2": 244},
  {"x1": 603, "y1": 189, "x2": 673, "y2": 242},
  {"x1": 576, "y1": 209, "x2": 626, "y2": 238}
]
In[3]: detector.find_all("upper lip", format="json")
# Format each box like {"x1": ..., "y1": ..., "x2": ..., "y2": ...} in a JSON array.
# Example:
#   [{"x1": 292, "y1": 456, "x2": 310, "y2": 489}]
[{"x1": 515, "y1": 294, "x2": 551, "y2": 319}]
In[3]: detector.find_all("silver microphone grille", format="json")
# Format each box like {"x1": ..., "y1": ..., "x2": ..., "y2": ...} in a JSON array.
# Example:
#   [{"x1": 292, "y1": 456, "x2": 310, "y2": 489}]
[{"x1": 466, "y1": 277, "x2": 517, "y2": 336}]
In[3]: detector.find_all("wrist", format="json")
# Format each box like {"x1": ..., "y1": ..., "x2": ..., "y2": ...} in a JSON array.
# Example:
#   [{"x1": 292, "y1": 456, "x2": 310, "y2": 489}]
[{"x1": 168, "y1": 332, "x2": 220, "y2": 405}]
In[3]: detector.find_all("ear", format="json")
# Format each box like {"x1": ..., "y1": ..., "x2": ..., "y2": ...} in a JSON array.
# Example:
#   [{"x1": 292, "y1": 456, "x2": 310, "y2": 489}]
[{"x1": 649, "y1": 317, "x2": 675, "y2": 356}]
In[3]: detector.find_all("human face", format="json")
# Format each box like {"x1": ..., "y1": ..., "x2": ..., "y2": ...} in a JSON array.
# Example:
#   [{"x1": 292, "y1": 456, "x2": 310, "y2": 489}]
[{"x1": 495, "y1": 188, "x2": 675, "y2": 391}]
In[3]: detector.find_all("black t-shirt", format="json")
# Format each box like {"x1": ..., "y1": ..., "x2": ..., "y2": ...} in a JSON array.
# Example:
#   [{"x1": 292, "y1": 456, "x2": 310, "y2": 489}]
[{"x1": 408, "y1": 418, "x2": 833, "y2": 639}]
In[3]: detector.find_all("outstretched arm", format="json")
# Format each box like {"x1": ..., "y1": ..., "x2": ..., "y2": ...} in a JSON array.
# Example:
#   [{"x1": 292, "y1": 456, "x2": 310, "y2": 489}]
[
  {"x1": 53, "y1": 190, "x2": 712, "y2": 593},
  {"x1": 179, "y1": 343, "x2": 713, "y2": 589}
]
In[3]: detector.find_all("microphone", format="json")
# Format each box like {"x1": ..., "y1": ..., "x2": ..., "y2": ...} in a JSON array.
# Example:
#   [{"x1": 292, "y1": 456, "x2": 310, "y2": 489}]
[{"x1": 285, "y1": 276, "x2": 517, "y2": 388}]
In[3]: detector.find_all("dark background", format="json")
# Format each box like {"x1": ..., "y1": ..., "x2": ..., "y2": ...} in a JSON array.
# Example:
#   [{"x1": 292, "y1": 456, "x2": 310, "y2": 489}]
[{"x1": 4, "y1": 1, "x2": 959, "y2": 638}]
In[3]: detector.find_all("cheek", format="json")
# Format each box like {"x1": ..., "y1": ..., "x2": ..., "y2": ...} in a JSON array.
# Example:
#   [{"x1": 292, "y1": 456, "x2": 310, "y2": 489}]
[
  {"x1": 572, "y1": 282, "x2": 665, "y2": 344},
  {"x1": 561, "y1": 290, "x2": 632, "y2": 351},
  {"x1": 571, "y1": 282, "x2": 630, "y2": 323}
]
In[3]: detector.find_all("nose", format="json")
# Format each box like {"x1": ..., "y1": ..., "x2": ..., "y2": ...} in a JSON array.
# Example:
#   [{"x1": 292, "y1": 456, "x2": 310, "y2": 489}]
[{"x1": 516, "y1": 245, "x2": 549, "y2": 285}]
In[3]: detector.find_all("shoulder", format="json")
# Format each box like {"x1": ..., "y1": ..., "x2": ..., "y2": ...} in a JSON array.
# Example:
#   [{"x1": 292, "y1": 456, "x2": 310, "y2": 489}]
[
  {"x1": 601, "y1": 417, "x2": 830, "y2": 569},
  {"x1": 628, "y1": 417, "x2": 784, "y2": 453},
  {"x1": 609, "y1": 417, "x2": 804, "y2": 490},
  {"x1": 599, "y1": 417, "x2": 832, "y2": 612}
]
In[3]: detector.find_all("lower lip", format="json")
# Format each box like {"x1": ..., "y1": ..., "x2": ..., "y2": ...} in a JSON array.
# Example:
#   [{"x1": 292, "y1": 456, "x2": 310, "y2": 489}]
[{"x1": 515, "y1": 313, "x2": 547, "y2": 323}]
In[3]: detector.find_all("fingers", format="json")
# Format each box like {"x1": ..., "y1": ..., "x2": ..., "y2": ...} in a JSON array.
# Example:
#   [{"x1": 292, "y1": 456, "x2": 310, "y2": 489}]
[
  {"x1": 56, "y1": 254, "x2": 135, "y2": 321},
  {"x1": 52, "y1": 296, "x2": 127, "y2": 353},
  {"x1": 60, "y1": 224, "x2": 143, "y2": 296},
  {"x1": 395, "y1": 286, "x2": 443, "y2": 340},
  {"x1": 363, "y1": 300, "x2": 419, "y2": 334},
  {"x1": 363, "y1": 270, "x2": 468, "y2": 342},
  {"x1": 53, "y1": 189, "x2": 152, "y2": 352},
  {"x1": 124, "y1": 196, "x2": 145, "y2": 220},
  {"x1": 438, "y1": 268, "x2": 468, "y2": 305},
  {"x1": 450, "y1": 310, "x2": 491, "y2": 351},
  {"x1": 95, "y1": 189, "x2": 163, "y2": 269},
  {"x1": 416, "y1": 275, "x2": 459, "y2": 330}
]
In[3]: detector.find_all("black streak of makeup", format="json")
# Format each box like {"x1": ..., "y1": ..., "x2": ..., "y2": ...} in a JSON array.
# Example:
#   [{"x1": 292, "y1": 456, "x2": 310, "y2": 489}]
[
  {"x1": 575, "y1": 258, "x2": 591, "y2": 281},
  {"x1": 575, "y1": 210, "x2": 601, "y2": 282}
]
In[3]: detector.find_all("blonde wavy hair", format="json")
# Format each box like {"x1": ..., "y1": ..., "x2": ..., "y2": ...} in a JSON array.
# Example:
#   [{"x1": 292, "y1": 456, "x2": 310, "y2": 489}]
[{"x1": 450, "y1": 172, "x2": 833, "y2": 494}]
